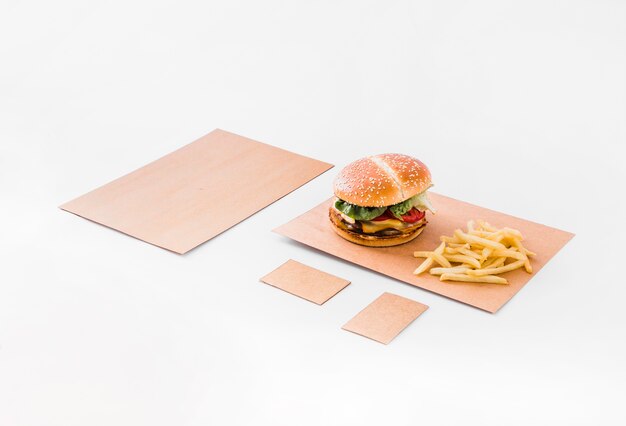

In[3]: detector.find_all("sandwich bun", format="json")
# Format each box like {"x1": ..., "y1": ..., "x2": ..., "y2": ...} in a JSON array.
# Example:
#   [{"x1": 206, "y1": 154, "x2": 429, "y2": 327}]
[{"x1": 333, "y1": 153, "x2": 432, "y2": 207}]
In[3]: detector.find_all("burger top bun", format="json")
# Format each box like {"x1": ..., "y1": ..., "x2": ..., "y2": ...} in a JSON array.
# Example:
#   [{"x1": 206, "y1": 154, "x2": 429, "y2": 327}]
[{"x1": 333, "y1": 153, "x2": 432, "y2": 207}]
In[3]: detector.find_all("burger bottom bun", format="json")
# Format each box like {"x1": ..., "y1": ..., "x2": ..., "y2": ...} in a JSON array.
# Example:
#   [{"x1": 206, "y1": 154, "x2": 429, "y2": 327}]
[{"x1": 329, "y1": 219, "x2": 426, "y2": 247}]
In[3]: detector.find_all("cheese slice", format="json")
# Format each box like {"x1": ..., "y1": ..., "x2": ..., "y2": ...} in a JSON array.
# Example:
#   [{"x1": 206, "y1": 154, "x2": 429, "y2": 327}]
[{"x1": 361, "y1": 218, "x2": 409, "y2": 234}]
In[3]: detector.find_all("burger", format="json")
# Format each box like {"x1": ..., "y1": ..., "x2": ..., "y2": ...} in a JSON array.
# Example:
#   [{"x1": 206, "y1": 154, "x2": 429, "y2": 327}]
[{"x1": 329, "y1": 153, "x2": 435, "y2": 247}]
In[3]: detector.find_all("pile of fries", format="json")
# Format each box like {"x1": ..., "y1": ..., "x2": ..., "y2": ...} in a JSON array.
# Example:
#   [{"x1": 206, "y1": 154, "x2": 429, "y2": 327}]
[{"x1": 413, "y1": 220, "x2": 535, "y2": 284}]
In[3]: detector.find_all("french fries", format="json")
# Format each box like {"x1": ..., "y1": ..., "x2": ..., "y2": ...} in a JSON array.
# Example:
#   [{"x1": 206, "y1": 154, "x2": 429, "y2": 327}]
[{"x1": 413, "y1": 220, "x2": 533, "y2": 284}]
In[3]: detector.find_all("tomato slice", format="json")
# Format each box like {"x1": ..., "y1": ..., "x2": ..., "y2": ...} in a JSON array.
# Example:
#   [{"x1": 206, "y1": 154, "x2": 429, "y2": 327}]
[
  {"x1": 400, "y1": 208, "x2": 425, "y2": 223},
  {"x1": 372, "y1": 210, "x2": 394, "y2": 221},
  {"x1": 372, "y1": 208, "x2": 425, "y2": 223}
]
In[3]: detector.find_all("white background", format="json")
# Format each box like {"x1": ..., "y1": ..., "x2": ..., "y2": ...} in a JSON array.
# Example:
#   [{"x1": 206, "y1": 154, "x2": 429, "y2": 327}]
[{"x1": 1, "y1": 1, "x2": 625, "y2": 425}]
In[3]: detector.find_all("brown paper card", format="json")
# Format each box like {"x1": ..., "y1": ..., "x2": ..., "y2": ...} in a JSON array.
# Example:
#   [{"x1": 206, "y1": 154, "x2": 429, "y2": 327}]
[
  {"x1": 342, "y1": 292, "x2": 428, "y2": 344},
  {"x1": 274, "y1": 193, "x2": 574, "y2": 313},
  {"x1": 60, "y1": 129, "x2": 333, "y2": 254},
  {"x1": 260, "y1": 259, "x2": 351, "y2": 305}
]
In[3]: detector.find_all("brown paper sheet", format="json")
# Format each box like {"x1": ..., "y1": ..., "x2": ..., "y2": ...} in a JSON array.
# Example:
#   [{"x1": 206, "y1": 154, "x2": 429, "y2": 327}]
[
  {"x1": 60, "y1": 129, "x2": 333, "y2": 254},
  {"x1": 274, "y1": 193, "x2": 574, "y2": 313},
  {"x1": 260, "y1": 259, "x2": 351, "y2": 305},
  {"x1": 342, "y1": 292, "x2": 428, "y2": 344}
]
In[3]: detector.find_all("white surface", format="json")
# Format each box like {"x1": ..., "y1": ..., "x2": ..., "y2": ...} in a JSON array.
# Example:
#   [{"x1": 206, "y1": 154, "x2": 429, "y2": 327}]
[{"x1": 1, "y1": 1, "x2": 625, "y2": 425}]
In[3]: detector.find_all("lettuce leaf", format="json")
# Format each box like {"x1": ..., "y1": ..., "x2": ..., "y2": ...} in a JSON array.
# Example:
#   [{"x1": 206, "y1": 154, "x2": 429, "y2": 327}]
[
  {"x1": 387, "y1": 190, "x2": 436, "y2": 219},
  {"x1": 410, "y1": 190, "x2": 436, "y2": 214},
  {"x1": 388, "y1": 198, "x2": 413, "y2": 218},
  {"x1": 335, "y1": 189, "x2": 435, "y2": 221},
  {"x1": 334, "y1": 199, "x2": 386, "y2": 221}
]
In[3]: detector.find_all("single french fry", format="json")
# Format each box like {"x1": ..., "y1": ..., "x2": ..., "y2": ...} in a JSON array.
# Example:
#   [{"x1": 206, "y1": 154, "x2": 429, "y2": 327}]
[
  {"x1": 499, "y1": 236, "x2": 516, "y2": 247},
  {"x1": 480, "y1": 247, "x2": 493, "y2": 263},
  {"x1": 447, "y1": 246, "x2": 482, "y2": 260},
  {"x1": 456, "y1": 247, "x2": 482, "y2": 260},
  {"x1": 467, "y1": 220, "x2": 475, "y2": 232},
  {"x1": 447, "y1": 243, "x2": 470, "y2": 248},
  {"x1": 431, "y1": 252, "x2": 452, "y2": 268},
  {"x1": 413, "y1": 258, "x2": 434, "y2": 275},
  {"x1": 511, "y1": 239, "x2": 536, "y2": 257},
  {"x1": 482, "y1": 256, "x2": 506, "y2": 269},
  {"x1": 440, "y1": 235, "x2": 461, "y2": 244},
  {"x1": 440, "y1": 273, "x2": 508, "y2": 285},
  {"x1": 468, "y1": 230, "x2": 494, "y2": 238},
  {"x1": 523, "y1": 258, "x2": 532, "y2": 273},
  {"x1": 429, "y1": 266, "x2": 470, "y2": 275},
  {"x1": 443, "y1": 253, "x2": 481, "y2": 269},
  {"x1": 454, "y1": 229, "x2": 507, "y2": 250},
  {"x1": 414, "y1": 242, "x2": 445, "y2": 275},
  {"x1": 502, "y1": 227, "x2": 524, "y2": 239},
  {"x1": 413, "y1": 251, "x2": 433, "y2": 258},
  {"x1": 481, "y1": 256, "x2": 497, "y2": 268},
  {"x1": 477, "y1": 220, "x2": 497, "y2": 232},
  {"x1": 509, "y1": 239, "x2": 534, "y2": 272},
  {"x1": 523, "y1": 259, "x2": 532, "y2": 273},
  {"x1": 467, "y1": 260, "x2": 525, "y2": 276},
  {"x1": 443, "y1": 246, "x2": 472, "y2": 259},
  {"x1": 487, "y1": 233, "x2": 506, "y2": 243},
  {"x1": 517, "y1": 248, "x2": 533, "y2": 273},
  {"x1": 492, "y1": 257, "x2": 507, "y2": 268},
  {"x1": 491, "y1": 249, "x2": 526, "y2": 261}
]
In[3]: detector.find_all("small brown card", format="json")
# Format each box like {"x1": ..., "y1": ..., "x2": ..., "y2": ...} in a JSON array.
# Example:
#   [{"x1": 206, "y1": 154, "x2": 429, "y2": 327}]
[
  {"x1": 342, "y1": 292, "x2": 428, "y2": 344},
  {"x1": 260, "y1": 260, "x2": 351, "y2": 305}
]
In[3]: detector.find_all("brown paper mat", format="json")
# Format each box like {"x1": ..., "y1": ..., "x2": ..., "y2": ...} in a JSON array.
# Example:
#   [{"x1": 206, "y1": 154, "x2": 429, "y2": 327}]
[
  {"x1": 260, "y1": 259, "x2": 350, "y2": 305},
  {"x1": 342, "y1": 292, "x2": 428, "y2": 344},
  {"x1": 274, "y1": 193, "x2": 574, "y2": 313},
  {"x1": 61, "y1": 129, "x2": 333, "y2": 254}
]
